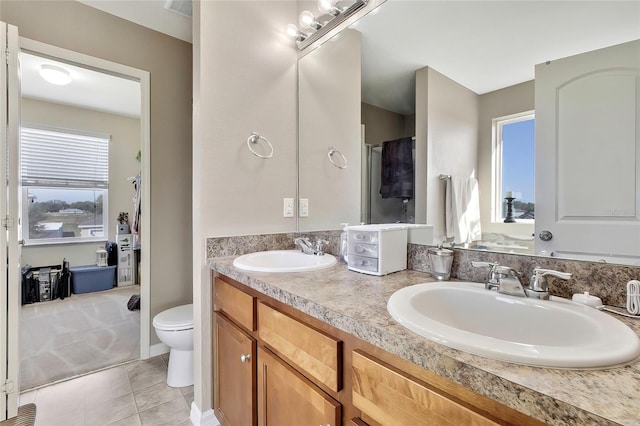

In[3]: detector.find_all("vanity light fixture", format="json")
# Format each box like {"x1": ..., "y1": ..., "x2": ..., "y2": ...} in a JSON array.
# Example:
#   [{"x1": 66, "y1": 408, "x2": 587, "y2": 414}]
[
  {"x1": 39, "y1": 64, "x2": 72, "y2": 86},
  {"x1": 286, "y1": 0, "x2": 368, "y2": 51}
]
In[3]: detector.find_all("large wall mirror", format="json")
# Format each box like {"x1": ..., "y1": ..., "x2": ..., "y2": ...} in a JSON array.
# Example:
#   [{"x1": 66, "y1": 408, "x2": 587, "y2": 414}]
[{"x1": 298, "y1": 0, "x2": 640, "y2": 266}]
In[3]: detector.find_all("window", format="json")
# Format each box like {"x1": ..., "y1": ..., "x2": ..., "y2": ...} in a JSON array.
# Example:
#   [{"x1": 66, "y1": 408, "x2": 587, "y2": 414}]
[
  {"x1": 21, "y1": 125, "x2": 110, "y2": 244},
  {"x1": 492, "y1": 112, "x2": 535, "y2": 222}
]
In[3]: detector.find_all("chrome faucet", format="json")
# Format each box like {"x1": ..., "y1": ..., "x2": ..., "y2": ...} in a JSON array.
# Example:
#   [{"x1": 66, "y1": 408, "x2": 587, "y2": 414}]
[
  {"x1": 294, "y1": 237, "x2": 329, "y2": 256},
  {"x1": 472, "y1": 262, "x2": 572, "y2": 300},
  {"x1": 471, "y1": 261, "x2": 527, "y2": 297}
]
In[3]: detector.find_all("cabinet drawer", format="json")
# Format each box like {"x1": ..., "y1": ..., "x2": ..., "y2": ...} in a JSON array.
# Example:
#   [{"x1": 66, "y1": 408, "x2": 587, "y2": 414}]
[
  {"x1": 258, "y1": 302, "x2": 342, "y2": 392},
  {"x1": 348, "y1": 255, "x2": 378, "y2": 273},
  {"x1": 352, "y1": 351, "x2": 499, "y2": 426},
  {"x1": 349, "y1": 242, "x2": 378, "y2": 257},
  {"x1": 215, "y1": 277, "x2": 256, "y2": 331},
  {"x1": 349, "y1": 230, "x2": 378, "y2": 244}
]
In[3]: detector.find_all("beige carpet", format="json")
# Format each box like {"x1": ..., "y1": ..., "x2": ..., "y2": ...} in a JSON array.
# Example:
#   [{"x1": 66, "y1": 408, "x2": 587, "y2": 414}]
[{"x1": 0, "y1": 404, "x2": 36, "y2": 426}]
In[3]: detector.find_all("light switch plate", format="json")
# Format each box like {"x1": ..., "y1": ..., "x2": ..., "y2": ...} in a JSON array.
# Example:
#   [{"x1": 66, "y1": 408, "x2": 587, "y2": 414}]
[
  {"x1": 299, "y1": 198, "x2": 309, "y2": 217},
  {"x1": 283, "y1": 198, "x2": 294, "y2": 217}
]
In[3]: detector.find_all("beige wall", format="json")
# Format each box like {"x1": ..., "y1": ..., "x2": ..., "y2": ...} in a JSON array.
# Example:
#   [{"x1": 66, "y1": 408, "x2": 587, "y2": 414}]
[
  {"x1": 477, "y1": 80, "x2": 535, "y2": 236},
  {"x1": 361, "y1": 102, "x2": 407, "y2": 145},
  {"x1": 416, "y1": 66, "x2": 479, "y2": 242},
  {"x1": 1, "y1": 1, "x2": 193, "y2": 346},
  {"x1": 193, "y1": 0, "x2": 298, "y2": 417},
  {"x1": 21, "y1": 98, "x2": 140, "y2": 267}
]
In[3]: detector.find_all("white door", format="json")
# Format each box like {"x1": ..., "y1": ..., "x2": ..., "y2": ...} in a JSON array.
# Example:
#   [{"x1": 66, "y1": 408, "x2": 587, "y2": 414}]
[
  {"x1": 535, "y1": 40, "x2": 640, "y2": 263},
  {"x1": 0, "y1": 21, "x2": 20, "y2": 420}
]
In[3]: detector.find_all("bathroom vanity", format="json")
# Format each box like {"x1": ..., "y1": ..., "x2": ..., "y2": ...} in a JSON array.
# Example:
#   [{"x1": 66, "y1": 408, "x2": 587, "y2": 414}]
[{"x1": 211, "y1": 258, "x2": 640, "y2": 425}]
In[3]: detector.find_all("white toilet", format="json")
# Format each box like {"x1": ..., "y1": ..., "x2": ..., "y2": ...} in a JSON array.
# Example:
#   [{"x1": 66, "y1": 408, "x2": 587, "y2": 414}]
[{"x1": 153, "y1": 304, "x2": 194, "y2": 387}]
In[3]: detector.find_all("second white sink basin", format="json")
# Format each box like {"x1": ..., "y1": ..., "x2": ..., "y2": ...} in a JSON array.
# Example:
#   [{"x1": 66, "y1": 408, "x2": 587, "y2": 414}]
[
  {"x1": 233, "y1": 250, "x2": 337, "y2": 273},
  {"x1": 388, "y1": 281, "x2": 640, "y2": 368}
]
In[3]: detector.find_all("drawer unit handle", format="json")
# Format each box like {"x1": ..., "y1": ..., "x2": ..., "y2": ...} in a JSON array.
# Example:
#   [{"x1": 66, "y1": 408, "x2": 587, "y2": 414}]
[{"x1": 240, "y1": 354, "x2": 251, "y2": 363}]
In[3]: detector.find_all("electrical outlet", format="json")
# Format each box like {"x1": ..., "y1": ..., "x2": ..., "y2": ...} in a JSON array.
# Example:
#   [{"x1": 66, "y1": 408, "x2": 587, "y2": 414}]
[
  {"x1": 300, "y1": 198, "x2": 309, "y2": 217},
  {"x1": 283, "y1": 198, "x2": 294, "y2": 218}
]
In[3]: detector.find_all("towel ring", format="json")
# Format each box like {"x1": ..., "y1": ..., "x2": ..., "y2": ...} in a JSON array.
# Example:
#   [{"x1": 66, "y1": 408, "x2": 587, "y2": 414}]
[
  {"x1": 328, "y1": 146, "x2": 347, "y2": 169},
  {"x1": 246, "y1": 132, "x2": 274, "y2": 159}
]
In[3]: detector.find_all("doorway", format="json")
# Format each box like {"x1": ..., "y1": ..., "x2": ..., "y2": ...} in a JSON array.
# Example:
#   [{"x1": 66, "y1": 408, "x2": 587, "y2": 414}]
[{"x1": 16, "y1": 38, "x2": 151, "y2": 391}]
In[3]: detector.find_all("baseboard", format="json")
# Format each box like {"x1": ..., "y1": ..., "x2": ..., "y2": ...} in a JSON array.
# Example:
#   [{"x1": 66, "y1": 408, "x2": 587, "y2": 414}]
[
  {"x1": 149, "y1": 342, "x2": 170, "y2": 358},
  {"x1": 190, "y1": 402, "x2": 219, "y2": 426}
]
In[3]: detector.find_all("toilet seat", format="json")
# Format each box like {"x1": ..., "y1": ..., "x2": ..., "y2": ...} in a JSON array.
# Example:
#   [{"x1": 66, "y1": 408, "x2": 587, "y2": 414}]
[{"x1": 153, "y1": 304, "x2": 193, "y2": 331}]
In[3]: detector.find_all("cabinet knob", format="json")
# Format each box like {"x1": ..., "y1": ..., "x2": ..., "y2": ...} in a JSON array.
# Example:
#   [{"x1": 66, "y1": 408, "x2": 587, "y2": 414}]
[{"x1": 240, "y1": 354, "x2": 251, "y2": 363}]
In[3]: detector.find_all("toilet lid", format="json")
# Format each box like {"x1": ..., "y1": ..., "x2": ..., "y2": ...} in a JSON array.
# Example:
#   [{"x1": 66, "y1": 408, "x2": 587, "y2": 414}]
[{"x1": 153, "y1": 304, "x2": 193, "y2": 331}]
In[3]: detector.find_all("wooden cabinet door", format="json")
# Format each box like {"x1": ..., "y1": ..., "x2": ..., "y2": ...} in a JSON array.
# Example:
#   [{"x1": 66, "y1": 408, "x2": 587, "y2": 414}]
[
  {"x1": 214, "y1": 312, "x2": 257, "y2": 426},
  {"x1": 258, "y1": 347, "x2": 341, "y2": 426}
]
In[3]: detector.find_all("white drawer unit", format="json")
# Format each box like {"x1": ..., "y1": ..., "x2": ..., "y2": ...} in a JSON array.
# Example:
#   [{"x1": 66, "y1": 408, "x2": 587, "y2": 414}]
[{"x1": 347, "y1": 224, "x2": 408, "y2": 276}]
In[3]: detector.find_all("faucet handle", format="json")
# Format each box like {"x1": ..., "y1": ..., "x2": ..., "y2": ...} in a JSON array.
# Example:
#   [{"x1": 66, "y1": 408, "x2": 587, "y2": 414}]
[
  {"x1": 472, "y1": 261, "x2": 511, "y2": 280},
  {"x1": 315, "y1": 239, "x2": 329, "y2": 255},
  {"x1": 471, "y1": 261, "x2": 497, "y2": 269},
  {"x1": 530, "y1": 268, "x2": 571, "y2": 291},
  {"x1": 294, "y1": 236, "x2": 310, "y2": 245},
  {"x1": 532, "y1": 268, "x2": 572, "y2": 280}
]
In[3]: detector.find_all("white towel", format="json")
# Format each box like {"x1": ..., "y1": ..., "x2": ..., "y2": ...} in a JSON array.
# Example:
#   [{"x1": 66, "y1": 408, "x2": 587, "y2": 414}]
[{"x1": 445, "y1": 176, "x2": 482, "y2": 244}]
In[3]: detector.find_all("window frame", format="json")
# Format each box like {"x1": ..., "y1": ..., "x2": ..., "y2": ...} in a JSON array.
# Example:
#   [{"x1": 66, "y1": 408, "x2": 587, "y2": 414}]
[
  {"x1": 20, "y1": 125, "x2": 110, "y2": 246},
  {"x1": 491, "y1": 110, "x2": 535, "y2": 224}
]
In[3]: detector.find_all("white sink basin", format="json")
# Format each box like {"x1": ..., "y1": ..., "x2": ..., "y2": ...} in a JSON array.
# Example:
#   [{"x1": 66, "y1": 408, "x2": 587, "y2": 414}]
[
  {"x1": 233, "y1": 250, "x2": 337, "y2": 273},
  {"x1": 388, "y1": 281, "x2": 640, "y2": 368}
]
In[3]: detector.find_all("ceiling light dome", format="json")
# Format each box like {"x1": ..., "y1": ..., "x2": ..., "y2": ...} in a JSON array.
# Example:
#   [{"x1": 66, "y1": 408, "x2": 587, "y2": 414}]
[{"x1": 39, "y1": 64, "x2": 72, "y2": 86}]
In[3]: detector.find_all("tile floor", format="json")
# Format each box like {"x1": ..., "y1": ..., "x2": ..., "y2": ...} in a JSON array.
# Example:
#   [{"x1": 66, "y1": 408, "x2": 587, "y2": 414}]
[
  {"x1": 19, "y1": 354, "x2": 193, "y2": 426},
  {"x1": 21, "y1": 285, "x2": 140, "y2": 390}
]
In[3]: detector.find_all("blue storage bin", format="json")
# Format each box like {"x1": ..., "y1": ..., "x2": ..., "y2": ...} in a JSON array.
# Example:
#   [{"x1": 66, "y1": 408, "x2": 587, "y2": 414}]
[{"x1": 70, "y1": 265, "x2": 116, "y2": 294}]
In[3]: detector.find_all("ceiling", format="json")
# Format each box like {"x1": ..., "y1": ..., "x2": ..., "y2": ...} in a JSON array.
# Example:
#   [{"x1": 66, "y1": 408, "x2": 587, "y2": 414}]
[
  {"x1": 21, "y1": 52, "x2": 141, "y2": 117},
  {"x1": 22, "y1": 1, "x2": 639, "y2": 117},
  {"x1": 78, "y1": 0, "x2": 192, "y2": 43},
  {"x1": 20, "y1": 0, "x2": 192, "y2": 117},
  {"x1": 352, "y1": 0, "x2": 640, "y2": 115}
]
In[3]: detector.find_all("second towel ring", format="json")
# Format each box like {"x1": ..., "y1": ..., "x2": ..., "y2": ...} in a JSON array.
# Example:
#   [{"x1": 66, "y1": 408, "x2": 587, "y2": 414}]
[
  {"x1": 246, "y1": 132, "x2": 274, "y2": 159},
  {"x1": 328, "y1": 146, "x2": 347, "y2": 169}
]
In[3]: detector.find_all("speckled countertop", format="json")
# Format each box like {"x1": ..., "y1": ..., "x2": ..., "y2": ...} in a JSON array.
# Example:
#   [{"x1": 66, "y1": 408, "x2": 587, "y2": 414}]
[{"x1": 210, "y1": 257, "x2": 640, "y2": 426}]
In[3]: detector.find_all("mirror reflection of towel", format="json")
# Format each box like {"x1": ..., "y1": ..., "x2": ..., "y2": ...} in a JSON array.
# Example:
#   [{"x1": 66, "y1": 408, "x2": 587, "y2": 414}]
[
  {"x1": 380, "y1": 137, "x2": 414, "y2": 199},
  {"x1": 445, "y1": 176, "x2": 482, "y2": 244}
]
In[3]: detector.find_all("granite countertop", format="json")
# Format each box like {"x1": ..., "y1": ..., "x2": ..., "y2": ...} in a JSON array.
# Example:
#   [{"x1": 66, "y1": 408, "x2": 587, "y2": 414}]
[{"x1": 211, "y1": 257, "x2": 640, "y2": 426}]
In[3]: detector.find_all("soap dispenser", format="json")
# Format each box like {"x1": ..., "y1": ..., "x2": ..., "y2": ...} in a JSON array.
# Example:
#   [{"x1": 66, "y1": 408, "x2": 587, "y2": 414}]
[{"x1": 340, "y1": 223, "x2": 349, "y2": 263}]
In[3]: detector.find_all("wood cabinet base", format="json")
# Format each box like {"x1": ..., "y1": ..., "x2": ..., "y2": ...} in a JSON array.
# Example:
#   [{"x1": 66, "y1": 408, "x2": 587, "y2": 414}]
[{"x1": 213, "y1": 273, "x2": 543, "y2": 426}]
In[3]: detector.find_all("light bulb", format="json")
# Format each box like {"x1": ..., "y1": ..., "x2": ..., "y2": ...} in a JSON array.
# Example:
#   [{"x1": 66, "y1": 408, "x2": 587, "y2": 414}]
[
  {"x1": 286, "y1": 24, "x2": 299, "y2": 38},
  {"x1": 318, "y1": 0, "x2": 341, "y2": 16},
  {"x1": 39, "y1": 64, "x2": 72, "y2": 86},
  {"x1": 299, "y1": 10, "x2": 322, "y2": 30},
  {"x1": 285, "y1": 24, "x2": 308, "y2": 42}
]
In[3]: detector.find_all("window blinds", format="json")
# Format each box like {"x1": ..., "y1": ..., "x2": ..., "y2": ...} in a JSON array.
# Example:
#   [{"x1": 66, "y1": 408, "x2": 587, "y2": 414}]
[{"x1": 21, "y1": 126, "x2": 110, "y2": 188}]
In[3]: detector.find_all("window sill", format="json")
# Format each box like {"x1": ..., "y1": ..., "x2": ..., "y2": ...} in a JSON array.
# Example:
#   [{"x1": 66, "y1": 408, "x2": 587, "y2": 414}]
[{"x1": 23, "y1": 238, "x2": 107, "y2": 248}]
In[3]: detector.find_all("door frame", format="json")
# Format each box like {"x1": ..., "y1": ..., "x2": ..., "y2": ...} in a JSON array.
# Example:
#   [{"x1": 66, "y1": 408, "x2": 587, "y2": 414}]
[
  {"x1": 1, "y1": 21, "x2": 19, "y2": 420},
  {"x1": 17, "y1": 38, "x2": 152, "y2": 361}
]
